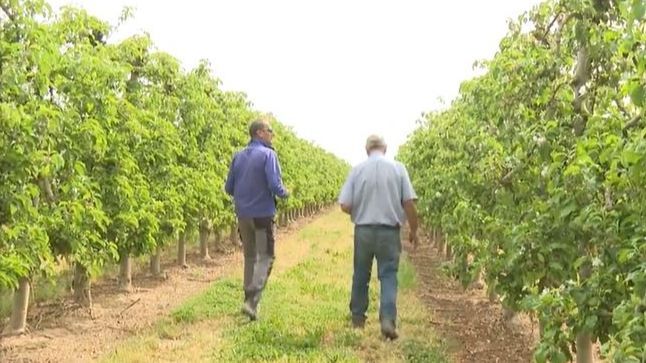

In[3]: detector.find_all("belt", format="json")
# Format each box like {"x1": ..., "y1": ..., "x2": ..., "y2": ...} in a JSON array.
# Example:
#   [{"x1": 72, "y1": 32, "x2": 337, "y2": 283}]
[{"x1": 357, "y1": 224, "x2": 400, "y2": 230}]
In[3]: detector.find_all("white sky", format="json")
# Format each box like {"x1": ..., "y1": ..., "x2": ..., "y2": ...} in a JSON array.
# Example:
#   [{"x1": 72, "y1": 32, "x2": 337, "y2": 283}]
[{"x1": 48, "y1": 0, "x2": 542, "y2": 166}]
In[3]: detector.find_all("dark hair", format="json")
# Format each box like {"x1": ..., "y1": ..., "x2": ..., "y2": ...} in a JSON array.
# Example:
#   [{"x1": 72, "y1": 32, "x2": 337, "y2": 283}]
[{"x1": 249, "y1": 119, "x2": 268, "y2": 138}]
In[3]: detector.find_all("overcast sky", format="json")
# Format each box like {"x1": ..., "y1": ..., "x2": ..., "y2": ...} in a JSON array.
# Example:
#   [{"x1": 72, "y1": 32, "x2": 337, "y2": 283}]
[{"x1": 48, "y1": 0, "x2": 542, "y2": 165}]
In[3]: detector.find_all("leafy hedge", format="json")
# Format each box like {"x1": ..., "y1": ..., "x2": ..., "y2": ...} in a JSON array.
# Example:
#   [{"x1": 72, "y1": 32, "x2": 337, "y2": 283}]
[{"x1": 398, "y1": 0, "x2": 644, "y2": 361}]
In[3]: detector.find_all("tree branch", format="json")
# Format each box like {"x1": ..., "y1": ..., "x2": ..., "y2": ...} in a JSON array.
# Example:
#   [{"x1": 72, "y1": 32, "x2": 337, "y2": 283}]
[
  {"x1": 548, "y1": 81, "x2": 568, "y2": 108},
  {"x1": 0, "y1": 3, "x2": 16, "y2": 22},
  {"x1": 541, "y1": 10, "x2": 563, "y2": 41},
  {"x1": 38, "y1": 177, "x2": 56, "y2": 204},
  {"x1": 614, "y1": 98, "x2": 630, "y2": 118},
  {"x1": 604, "y1": 187, "x2": 613, "y2": 211},
  {"x1": 622, "y1": 114, "x2": 642, "y2": 133}
]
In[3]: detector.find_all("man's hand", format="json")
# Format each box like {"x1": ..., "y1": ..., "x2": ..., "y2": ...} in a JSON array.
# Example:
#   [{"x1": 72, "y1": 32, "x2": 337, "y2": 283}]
[
  {"x1": 340, "y1": 203, "x2": 351, "y2": 215},
  {"x1": 408, "y1": 229, "x2": 418, "y2": 250}
]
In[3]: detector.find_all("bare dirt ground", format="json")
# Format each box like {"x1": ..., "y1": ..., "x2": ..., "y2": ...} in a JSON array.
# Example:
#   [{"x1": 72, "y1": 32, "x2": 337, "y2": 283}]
[
  {"x1": 407, "y1": 237, "x2": 539, "y2": 363},
  {"x1": 0, "y1": 218, "x2": 312, "y2": 363}
]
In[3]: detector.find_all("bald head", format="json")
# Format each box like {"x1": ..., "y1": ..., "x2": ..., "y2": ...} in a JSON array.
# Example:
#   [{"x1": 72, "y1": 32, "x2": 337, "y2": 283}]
[{"x1": 365, "y1": 134, "x2": 387, "y2": 154}]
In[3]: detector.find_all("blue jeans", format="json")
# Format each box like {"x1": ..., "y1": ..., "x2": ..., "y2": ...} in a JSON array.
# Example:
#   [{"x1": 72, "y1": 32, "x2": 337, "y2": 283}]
[{"x1": 350, "y1": 225, "x2": 401, "y2": 323}]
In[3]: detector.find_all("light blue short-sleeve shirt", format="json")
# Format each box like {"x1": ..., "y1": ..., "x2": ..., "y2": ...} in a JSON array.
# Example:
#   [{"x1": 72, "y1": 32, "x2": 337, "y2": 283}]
[{"x1": 338, "y1": 153, "x2": 417, "y2": 226}]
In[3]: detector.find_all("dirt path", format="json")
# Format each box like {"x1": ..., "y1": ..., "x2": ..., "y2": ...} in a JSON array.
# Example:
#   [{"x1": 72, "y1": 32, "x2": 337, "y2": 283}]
[
  {"x1": 0, "y1": 214, "x2": 319, "y2": 363},
  {"x1": 407, "y1": 238, "x2": 538, "y2": 363},
  {"x1": 2, "y1": 210, "x2": 541, "y2": 363},
  {"x1": 100, "y1": 210, "x2": 446, "y2": 363}
]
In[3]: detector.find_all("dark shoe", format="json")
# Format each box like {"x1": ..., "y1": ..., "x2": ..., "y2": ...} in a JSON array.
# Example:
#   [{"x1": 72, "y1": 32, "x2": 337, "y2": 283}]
[
  {"x1": 381, "y1": 319, "x2": 398, "y2": 340},
  {"x1": 351, "y1": 315, "x2": 366, "y2": 328},
  {"x1": 241, "y1": 301, "x2": 257, "y2": 321}
]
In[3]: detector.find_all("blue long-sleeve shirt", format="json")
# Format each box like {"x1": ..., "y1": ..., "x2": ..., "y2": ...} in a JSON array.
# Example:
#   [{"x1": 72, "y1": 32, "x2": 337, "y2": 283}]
[{"x1": 225, "y1": 139, "x2": 288, "y2": 218}]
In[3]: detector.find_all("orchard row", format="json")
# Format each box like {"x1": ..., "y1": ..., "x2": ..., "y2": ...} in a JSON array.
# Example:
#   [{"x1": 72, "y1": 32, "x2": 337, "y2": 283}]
[{"x1": 0, "y1": 1, "x2": 349, "y2": 335}]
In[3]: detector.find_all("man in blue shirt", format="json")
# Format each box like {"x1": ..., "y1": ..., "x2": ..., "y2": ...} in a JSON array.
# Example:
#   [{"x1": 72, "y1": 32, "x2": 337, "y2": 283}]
[
  {"x1": 225, "y1": 119, "x2": 289, "y2": 320},
  {"x1": 338, "y1": 134, "x2": 418, "y2": 340}
]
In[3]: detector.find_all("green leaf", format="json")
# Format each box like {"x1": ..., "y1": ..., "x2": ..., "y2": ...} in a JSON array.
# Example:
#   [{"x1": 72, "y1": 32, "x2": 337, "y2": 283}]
[
  {"x1": 52, "y1": 153, "x2": 65, "y2": 170},
  {"x1": 629, "y1": 83, "x2": 644, "y2": 107},
  {"x1": 620, "y1": 149, "x2": 641, "y2": 166},
  {"x1": 632, "y1": 0, "x2": 645, "y2": 20},
  {"x1": 560, "y1": 203, "x2": 578, "y2": 219},
  {"x1": 549, "y1": 261, "x2": 564, "y2": 272},
  {"x1": 583, "y1": 315, "x2": 598, "y2": 331},
  {"x1": 617, "y1": 249, "x2": 634, "y2": 264},
  {"x1": 74, "y1": 161, "x2": 86, "y2": 174}
]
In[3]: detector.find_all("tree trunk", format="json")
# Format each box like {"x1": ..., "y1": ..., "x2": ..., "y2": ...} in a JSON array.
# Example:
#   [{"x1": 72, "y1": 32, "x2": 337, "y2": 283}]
[
  {"x1": 576, "y1": 251, "x2": 594, "y2": 363},
  {"x1": 471, "y1": 269, "x2": 484, "y2": 290},
  {"x1": 73, "y1": 263, "x2": 92, "y2": 307},
  {"x1": 576, "y1": 332, "x2": 594, "y2": 363},
  {"x1": 177, "y1": 231, "x2": 188, "y2": 268},
  {"x1": 280, "y1": 213, "x2": 287, "y2": 227},
  {"x1": 199, "y1": 225, "x2": 211, "y2": 261},
  {"x1": 229, "y1": 224, "x2": 239, "y2": 247},
  {"x1": 445, "y1": 243, "x2": 452, "y2": 260},
  {"x1": 118, "y1": 251, "x2": 133, "y2": 292},
  {"x1": 438, "y1": 239, "x2": 446, "y2": 256},
  {"x1": 213, "y1": 230, "x2": 223, "y2": 252},
  {"x1": 487, "y1": 280, "x2": 499, "y2": 303},
  {"x1": 3, "y1": 277, "x2": 30, "y2": 336},
  {"x1": 150, "y1": 246, "x2": 163, "y2": 278}
]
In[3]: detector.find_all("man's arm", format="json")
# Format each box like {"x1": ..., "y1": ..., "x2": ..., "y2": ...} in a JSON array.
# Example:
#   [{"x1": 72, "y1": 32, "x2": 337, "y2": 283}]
[
  {"x1": 265, "y1": 151, "x2": 289, "y2": 198},
  {"x1": 338, "y1": 169, "x2": 354, "y2": 215},
  {"x1": 403, "y1": 199, "x2": 418, "y2": 234},
  {"x1": 400, "y1": 164, "x2": 419, "y2": 245},
  {"x1": 224, "y1": 154, "x2": 236, "y2": 196}
]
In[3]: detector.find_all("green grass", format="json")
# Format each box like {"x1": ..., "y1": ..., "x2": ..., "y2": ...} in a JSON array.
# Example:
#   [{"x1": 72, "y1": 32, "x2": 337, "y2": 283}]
[
  {"x1": 171, "y1": 278, "x2": 241, "y2": 324},
  {"x1": 211, "y1": 250, "x2": 358, "y2": 362},
  {"x1": 402, "y1": 339, "x2": 450, "y2": 363},
  {"x1": 101, "y1": 211, "x2": 447, "y2": 363}
]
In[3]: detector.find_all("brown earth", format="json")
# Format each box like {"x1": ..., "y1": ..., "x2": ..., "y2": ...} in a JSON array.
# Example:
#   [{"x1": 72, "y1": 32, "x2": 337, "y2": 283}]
[
  {"x1": 407, "y1": 237, "x2": 539, "y2": 363},
  {"x1": 0, "y1": 216, "x2": 314, "y2": 363},
  {"x1": 2, "y1": 212, "x2": 553, "y2": 363}
]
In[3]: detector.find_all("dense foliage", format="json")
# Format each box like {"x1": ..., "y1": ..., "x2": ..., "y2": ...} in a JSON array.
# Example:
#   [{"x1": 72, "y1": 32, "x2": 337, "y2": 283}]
[
  {"x1": 398, "y1": 0, "x2": 644, "y2": 361},
  {"x1": 0, "y1": 0, "x2": 348, "y2": 334}
]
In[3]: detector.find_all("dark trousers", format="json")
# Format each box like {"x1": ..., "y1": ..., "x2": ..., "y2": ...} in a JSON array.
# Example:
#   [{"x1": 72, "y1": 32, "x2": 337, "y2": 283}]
[{"x1": 238, "y1": 217, "x2": 275, "y2": 308}]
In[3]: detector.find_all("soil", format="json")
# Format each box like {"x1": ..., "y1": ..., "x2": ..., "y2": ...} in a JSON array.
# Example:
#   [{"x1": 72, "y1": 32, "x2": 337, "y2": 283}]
[
  {"x1": 1, "y1": 214, "x2": 548, "y2": 363},
  {"x1": 407, "y1": 237, "x2": 539, "y2": 363},
  {"x1": 0, "y1": 221, "x2": 308, "y2": 363}
]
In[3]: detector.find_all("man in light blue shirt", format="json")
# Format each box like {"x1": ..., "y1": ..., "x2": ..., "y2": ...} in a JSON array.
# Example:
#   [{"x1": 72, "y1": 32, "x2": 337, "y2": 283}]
[{"x1": 338, "y1": 134, "x2": 418, "y2": 340}]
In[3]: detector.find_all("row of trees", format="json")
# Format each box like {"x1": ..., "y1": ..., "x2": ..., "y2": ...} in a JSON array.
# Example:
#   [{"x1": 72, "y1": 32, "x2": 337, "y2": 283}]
[
  {"x1": 0, "y1": 0, "x2": 348, "y2": 336},
  {"x1": 398, "y1": 0, "x2": 643, "y2": 362}
]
